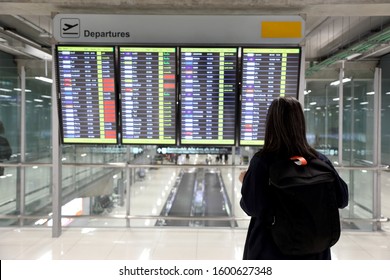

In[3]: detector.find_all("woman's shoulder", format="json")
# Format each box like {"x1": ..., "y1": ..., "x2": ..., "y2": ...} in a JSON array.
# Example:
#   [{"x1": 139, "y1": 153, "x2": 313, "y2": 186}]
[
  {"x1": 314, "y1": 151, "x2": 329, "y2": 161},
  {"x1": 255, "y1": 149, "x2": 328, "y2": 163},
  {"x1": 251, "y1": 150, "x2": 278, "y2": 167},
  {"x1": 253, "y1": 150, "x2": 273, "y2": 160}
]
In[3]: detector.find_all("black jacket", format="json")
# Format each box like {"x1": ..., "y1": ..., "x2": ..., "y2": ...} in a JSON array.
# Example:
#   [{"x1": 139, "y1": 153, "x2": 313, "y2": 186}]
[
  {"x1": 240, "y1": 151, "x2": 349, "y2": 260},
  {"x1": 0, "y1": 136, "x2": 12, "y2": 160}
]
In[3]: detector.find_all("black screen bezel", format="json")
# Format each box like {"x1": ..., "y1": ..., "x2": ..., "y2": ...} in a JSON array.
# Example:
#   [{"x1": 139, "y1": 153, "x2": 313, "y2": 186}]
[
  {"x1": 118, "y1": 46, "x2": 178, "y2": 146},
  {"x1": 178, "y1": 46, "x2": 239, "y2": 147},
  {"x1": 55, "y1": 45, "x2": 119, "y2": 145},
  {"x1": 238, "y1": 46, "x2": 302, "y2": 147}
]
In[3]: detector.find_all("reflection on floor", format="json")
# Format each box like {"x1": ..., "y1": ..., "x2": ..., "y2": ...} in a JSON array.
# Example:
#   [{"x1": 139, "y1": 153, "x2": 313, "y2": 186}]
[{"x1": 0, "y1": 227, "x2": 390, "y2": 260}]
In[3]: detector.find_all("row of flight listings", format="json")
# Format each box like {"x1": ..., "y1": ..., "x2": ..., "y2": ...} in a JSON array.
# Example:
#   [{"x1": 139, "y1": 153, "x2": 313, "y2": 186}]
[{"x1": 56, "y1": 45, "x2": 301, "y2": 146}]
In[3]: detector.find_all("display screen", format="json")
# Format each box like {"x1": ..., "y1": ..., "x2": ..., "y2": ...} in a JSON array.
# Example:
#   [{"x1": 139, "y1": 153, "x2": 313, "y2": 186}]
[
  {"x1": 240, "y1": 48, "x2": 301, "y2": 146},
  {"x1": 180, "y1": 47, "x2": 237, "y2": 145},
  {"x1": 57, "y1": 46, "x2": 118, "y2": 144},
  {"x1": 119, "y1": 47, "x2": 177, "y2": 145}
]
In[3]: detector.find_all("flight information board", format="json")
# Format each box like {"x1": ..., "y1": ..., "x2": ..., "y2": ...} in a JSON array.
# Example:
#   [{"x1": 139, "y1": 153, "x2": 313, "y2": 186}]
[
  {"x1": 119, "y1": 47, "x2": 177, "y2": 144},
  {"x1": 56, "y1": 46, "x2": 118, "y2": 144},
  {"x1": 180, "y1": 47, "x2": 237, "y2": 145},
  {"x1": 240, "y1": 48, "x2": 301, "y2": 146}
]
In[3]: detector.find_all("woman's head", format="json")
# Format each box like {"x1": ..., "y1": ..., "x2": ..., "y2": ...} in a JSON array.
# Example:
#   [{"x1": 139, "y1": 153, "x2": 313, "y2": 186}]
[{"x1": 263, "y1": 96, "x2": 316, "y2": 158}]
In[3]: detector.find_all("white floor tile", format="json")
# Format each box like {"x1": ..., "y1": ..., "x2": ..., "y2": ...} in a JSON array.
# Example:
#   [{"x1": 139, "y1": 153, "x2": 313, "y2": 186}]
[
  {"x1": 331, "y1": 248, "x2": 375, "y2": 260},
  {"x1": 61, "y1": 244, "x2": 114, "y2": 260},
  {"x1": 152, "y1": 245, "x2": 197, "y2": 259},
  {"x1": 0, "y1": 245, "x2": 26, "y2": 259},
  {"x1": 108, "y1": 244, "x2": 154, "y2": 260},
  {"x1": 1, "y1": 227, "x2": 390, "y2": 260}
]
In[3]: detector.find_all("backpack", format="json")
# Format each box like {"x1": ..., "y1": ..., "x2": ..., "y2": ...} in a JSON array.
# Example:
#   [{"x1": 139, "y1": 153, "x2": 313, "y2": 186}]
[{"x1": 268, "y1": 156, "x2": 341, "y2": 255}]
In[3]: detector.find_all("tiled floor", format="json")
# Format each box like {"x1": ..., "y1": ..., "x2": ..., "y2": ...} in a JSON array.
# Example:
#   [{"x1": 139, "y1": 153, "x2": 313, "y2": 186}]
[{"x1": 0, "y1": 227, "x2": 390, "y2": 260}]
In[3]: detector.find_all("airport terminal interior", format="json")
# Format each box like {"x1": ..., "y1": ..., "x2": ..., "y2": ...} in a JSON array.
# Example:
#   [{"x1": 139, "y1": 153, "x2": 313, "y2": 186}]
[{"x1": 1, "y1": 0, "x2": 390, "y2": 260}]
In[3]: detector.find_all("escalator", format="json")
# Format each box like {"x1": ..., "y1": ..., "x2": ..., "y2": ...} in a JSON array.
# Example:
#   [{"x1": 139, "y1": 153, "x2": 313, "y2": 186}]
[
  {"x1": 156, "y1": 167, "x2": 235, "y2": 227},
  {"x1": 203, "y1": 171, "x2": 234, "y2": 227},
  {"x1": 160, "y1": 171, "x2": 196, "y2": 226}
]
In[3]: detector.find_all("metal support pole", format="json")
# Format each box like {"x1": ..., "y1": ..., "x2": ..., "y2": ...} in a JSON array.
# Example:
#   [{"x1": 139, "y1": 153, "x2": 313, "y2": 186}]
[
  {"x1": 372, "y1": 67, "x2": 382, "y2": 231},
  {"x1": 324, "y1": 85, "x2": 329, "y2": 149},
  {"x1": 338, "y1": 61, "x2": 344, "y2": 167},
  {"x1": 349, "y1": 79, "x2": 356, "y2": 219},
  {"x1": 51, "y1": 45, "x2": 62, "y2": 238},
  {"x1": 18, "y1": 65, "x2": 26, "y2": 226},
  {"x1": 231, "y1": 146, "x2": 236, "y2": 228},
  {"x1": 126, "y1": 165, "x2": 131, "y2": 227},
  {"x1": 298, "y1": 46, "x2": 306, "y2": 105}
]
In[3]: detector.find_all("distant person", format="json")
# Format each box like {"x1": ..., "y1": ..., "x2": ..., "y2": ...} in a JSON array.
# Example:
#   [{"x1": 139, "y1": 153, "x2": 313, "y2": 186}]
[
  {"x1": 0, "y1": 121, "x2": 12, "y2": 176},
  {"x1": 239, "y1": 97, "x2": 348, "y2": 260}
]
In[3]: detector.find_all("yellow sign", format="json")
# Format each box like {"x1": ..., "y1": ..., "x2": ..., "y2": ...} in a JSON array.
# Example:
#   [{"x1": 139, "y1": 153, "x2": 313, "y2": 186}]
[{"x1": 261, "y1": 21, "x2": 302, "y2": 38}]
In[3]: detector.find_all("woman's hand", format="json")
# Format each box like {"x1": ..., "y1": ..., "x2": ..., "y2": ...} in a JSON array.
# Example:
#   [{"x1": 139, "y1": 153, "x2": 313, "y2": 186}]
[{"x1": 239, "y1": 170, "x2": 247, "y2": 183}]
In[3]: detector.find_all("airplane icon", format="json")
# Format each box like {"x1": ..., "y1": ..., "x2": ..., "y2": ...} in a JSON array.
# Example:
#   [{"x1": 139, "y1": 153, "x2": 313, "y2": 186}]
[
  {"x1": 63, "y1": 23, "x2": 79, "y2": 32},
  {"x1": 60, "y1": 18, "x2": 80, "y2": 37}
]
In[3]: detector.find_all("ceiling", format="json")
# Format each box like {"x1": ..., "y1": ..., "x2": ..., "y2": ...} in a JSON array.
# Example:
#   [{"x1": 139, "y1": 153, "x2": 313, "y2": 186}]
[{"x1": 1, "y1": 0, "x2": 390, "y2": 77}]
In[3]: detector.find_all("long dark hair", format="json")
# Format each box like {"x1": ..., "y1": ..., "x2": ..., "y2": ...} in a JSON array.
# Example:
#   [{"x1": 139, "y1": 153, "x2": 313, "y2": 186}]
[{"x1": 261, "y1": 96, "x2": 317, "y2": 158}]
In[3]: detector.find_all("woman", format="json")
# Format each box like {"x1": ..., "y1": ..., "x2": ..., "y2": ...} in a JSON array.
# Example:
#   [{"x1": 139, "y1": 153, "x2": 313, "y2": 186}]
[
  {"x1": 239, "y1": 97, "x2": 348, "y2": 260},
  {"x1": 0, "y1": 121, "x2": 12, "y2": 176}
]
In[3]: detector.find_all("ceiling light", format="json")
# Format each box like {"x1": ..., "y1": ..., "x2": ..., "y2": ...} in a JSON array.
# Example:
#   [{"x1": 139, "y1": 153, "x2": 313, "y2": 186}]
[
  {"x1": 35, "y1": 76, "x2": 53, "y2": 83},
  {"x1": 366, "y1": 91, "x2": 375, "y2": 95},
  {"x1": 330, "y1": 81, "x2": 340, "y2": 86},
  {"x1": 12, "y1": 15, "x2": 49, "y2": 34},
  {"x1": 345, "y1": 53, "x2": 362, "y2": 60},
  {"x1": 330, "y1": 78, "x2": 351, "y2": 86},
  {"x1": 342, "y1": 78, "x2": 351, "y2": 83},
  {"x1": 14, "y1": 88, "x2": 31, "y2": 92},
  {"x1": 4, "y1": 28, "x2": 41, "y2": 48},
  {"x1": 39, "y1": 32, "x2": 51, "y2": 38}
]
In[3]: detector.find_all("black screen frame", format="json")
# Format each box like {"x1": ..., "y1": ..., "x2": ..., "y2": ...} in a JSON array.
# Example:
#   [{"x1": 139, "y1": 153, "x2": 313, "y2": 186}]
[
  {"x1": 55, "y1": 45, "x2": 119, "y2": 145},
  {"x1": 178, "y1": 46, "x2": 239, "y2": 147},
  {"x1": 118, "y1": 46, "x2": 178, "y2": 146},
  {"x1": 238, "y1": 46, "x2": 302, "y2": 147},
  {"x1": 55, "y1": 44, "x2": 302, "y2": 147}
]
